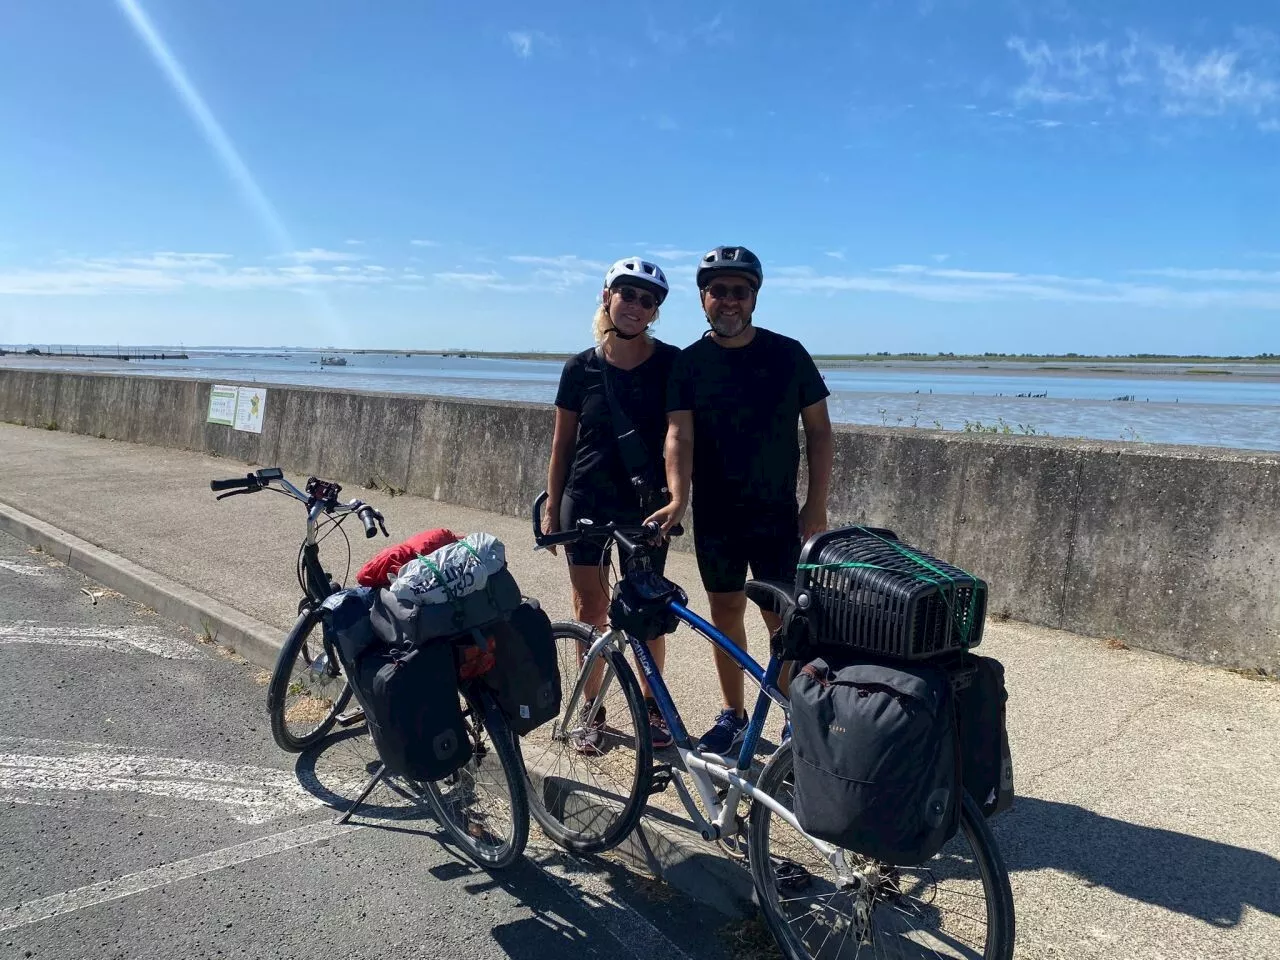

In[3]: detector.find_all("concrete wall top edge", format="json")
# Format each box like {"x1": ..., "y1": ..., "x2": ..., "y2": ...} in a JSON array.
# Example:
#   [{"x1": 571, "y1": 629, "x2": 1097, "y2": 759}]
[{"x1": 4, "y1": 367, "x2": 1278, "y2": 464}]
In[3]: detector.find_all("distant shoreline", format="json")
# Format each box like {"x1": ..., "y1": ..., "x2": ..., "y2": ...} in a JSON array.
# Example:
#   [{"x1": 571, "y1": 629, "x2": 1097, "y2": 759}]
[
  {"x1": 337, "y1": 349, "x2": 1280, "y2": 381},
  {"x1": 4, "y1": 349, "x2": 1280, "y2": 382}
]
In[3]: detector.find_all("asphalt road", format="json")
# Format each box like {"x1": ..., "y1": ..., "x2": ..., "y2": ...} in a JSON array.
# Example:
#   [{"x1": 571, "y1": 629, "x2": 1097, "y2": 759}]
[{"x1": 0, "y1": 531, "x2": 743, "y2": 960}]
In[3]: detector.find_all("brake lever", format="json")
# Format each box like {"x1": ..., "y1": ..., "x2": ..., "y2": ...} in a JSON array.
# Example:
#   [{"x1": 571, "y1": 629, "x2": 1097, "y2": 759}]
[
  {"x1": 215, "y1": 489, "x2": 252, "y2": 501},
  {"x1": 376, "y1": 515, "x2": 389, "y2": 537}
]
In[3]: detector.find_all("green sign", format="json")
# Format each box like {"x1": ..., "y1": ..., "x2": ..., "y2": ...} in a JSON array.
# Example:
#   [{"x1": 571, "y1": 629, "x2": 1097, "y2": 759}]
[{"x1": 207, "y1": 385, "x2": 237, "y2": 426}]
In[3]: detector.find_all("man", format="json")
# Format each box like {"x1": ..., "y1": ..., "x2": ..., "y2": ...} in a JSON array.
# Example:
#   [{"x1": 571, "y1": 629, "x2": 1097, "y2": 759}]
[{"x1": 647, "y1": 245, "x2": 833, "y2": 755}]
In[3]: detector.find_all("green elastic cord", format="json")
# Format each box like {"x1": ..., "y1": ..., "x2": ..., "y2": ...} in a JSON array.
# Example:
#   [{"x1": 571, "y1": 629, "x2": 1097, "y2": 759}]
[
  {"x1": 800, "y1": 527, "x2": 980, "y2": 647},
  {"x1": 421, "y1": 557, "x2": 466, "y2": 629},
  {"x1": 459, "y1": 538, "x2": 501, "y2": 610}
]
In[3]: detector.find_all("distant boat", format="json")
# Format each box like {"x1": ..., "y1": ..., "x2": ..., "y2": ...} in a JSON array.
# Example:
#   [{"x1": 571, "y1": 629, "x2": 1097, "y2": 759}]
[{"x1": 320, "y1": 356, "x2": 348, "y2": 366}]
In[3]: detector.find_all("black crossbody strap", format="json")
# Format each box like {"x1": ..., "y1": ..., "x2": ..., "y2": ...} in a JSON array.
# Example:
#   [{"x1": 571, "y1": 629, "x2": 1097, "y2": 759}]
[{"x1": 593, "y1": 347, "x2": 666, "y2": 502}]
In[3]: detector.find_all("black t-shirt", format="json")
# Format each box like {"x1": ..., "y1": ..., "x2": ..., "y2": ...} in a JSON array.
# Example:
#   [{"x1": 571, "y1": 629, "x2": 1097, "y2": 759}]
[
  {"x1": 666, "y1": 327, "x2": 829, "y2": 520},
  {"x1": 555, "y1": 341, "x2": 680, "y2": 512}
]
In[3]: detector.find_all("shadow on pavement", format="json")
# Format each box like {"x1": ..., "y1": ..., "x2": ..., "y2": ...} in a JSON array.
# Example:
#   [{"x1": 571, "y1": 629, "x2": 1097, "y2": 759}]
[
  {"x1": 292, "y1": 726, "x2": 433, "y2": 824},
  {"x1": 426, "y1": 843, "x2": 734, "y2": 960},
  {"x1": 997, "y1": 796, "x2": 1280, "y2": 927}
]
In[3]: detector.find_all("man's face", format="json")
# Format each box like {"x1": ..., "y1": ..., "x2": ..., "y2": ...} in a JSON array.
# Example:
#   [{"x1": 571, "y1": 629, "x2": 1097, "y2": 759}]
[{"x1": 700, "y1": 273, "x2": 758, "y2": 338}]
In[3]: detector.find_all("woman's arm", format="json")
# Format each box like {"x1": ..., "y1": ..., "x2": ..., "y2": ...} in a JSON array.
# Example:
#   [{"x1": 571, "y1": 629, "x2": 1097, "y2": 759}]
[{"x1": 545, "y1": 406, "x2": 578, "y2": 549}]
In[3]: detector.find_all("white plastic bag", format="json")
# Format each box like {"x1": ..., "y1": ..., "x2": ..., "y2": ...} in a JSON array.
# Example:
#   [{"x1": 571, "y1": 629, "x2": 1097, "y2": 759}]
[{"x1": 388, "y1": 532, "x2": 507, "y2": 606}]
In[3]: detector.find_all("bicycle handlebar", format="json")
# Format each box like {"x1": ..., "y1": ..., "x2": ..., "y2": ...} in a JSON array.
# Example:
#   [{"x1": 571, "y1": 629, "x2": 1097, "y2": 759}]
[
  {"x1": 357, "y1": 505, "x2": 386, "y2": 539},
  {"x1": 211, "y1": 467, "x2": 390, "y2": 539},
  {"x1": 531, "y1": 490, "x2": 681, "y2": 555},
  {"x1": 210, "y1": 475, "x2": 258, "y2": 493}
]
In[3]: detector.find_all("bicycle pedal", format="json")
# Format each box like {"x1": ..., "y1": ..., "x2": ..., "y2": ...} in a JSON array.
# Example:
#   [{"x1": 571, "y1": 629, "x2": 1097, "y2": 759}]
[
  {"x1": 648, "y1": 764, "x2": 674, "y2": 795},
  {"x1": 336, "y1": 707, "x2": 366, "y2": 726}
]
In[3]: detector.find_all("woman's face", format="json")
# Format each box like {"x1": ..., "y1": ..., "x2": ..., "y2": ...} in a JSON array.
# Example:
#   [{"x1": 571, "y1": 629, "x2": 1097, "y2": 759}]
[{"x1": 606, "y1": 284, "x2": 658, "y2": 336}]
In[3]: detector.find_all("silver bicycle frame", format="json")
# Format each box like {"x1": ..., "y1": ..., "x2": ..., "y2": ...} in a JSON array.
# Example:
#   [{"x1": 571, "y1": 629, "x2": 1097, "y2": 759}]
[{"x1": 554, "y1": 625, "x2": 842, "y2": 866}]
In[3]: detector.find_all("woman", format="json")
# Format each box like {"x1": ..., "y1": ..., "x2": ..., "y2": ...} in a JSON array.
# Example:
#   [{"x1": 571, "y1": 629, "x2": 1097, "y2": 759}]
[{"x1": 545, "y1": 257, "x2": 678, "y2": 753}]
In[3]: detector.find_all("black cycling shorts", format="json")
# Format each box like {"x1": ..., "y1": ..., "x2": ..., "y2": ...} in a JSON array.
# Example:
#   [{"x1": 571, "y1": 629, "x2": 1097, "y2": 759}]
[
  {"x1": 693, "y1": 509, "x2": 801, "y2": 595},
  {"x1": 561, "y1": 493, "x2": 669, "y2": 573}
]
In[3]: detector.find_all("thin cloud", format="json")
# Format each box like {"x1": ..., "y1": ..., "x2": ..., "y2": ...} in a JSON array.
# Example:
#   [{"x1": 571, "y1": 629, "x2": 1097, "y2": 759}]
[
  {"x1": 508, "y1": 254, "x2": 609, "y2": 274},
  {"x1": 410, "y1": 239, "x2": 440, "y2": 247},
  {"x1": 507, "y1": 31, "x2": 533, "y2": 58},
  {"x1": 770, "y1": 262, "x2": 1280, "y2": 309},
  {"x1": 344, "y1": 239, "x2": 365, "y2": 246},
  {"x1": 825, "y1": 251, "x2": 846, "y2": 261},
  {"x1": 1156, "y1": 46, "x2": 1279, "y2": 116},
  {"x1": 645, "y1": 247, "x2": 703, "y2": 261},
  {"x1": 1005, "y1": 32, "x2": 1280, "y2": 124},
  {"x1": 1007, "y1": 37, "x2": 1111, "y2": 104},
  {"x1": 1134, "y1": 267, "x2": 1280, "y2": 283},
  {"x1": 506, "y1": 30, "x2": 556, "y2": 59},
  {"x1": 647, "y1": 13, "x2": 732, "y2": 51},
  {"x1": 0, "y1": 251, "x2": 392, "y2": 295},
  {"x1": 282, "y1": 247, "x2": 364, "y2": 263}
]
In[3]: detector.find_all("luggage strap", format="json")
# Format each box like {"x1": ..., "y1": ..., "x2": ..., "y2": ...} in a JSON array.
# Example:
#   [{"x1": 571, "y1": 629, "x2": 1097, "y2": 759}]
[
  {"x1": 797, "y1": 526, "x2": 981, "y2": 648},
  {"x1": 420, "y1": 542, "x2": 501, "y2": 630}
]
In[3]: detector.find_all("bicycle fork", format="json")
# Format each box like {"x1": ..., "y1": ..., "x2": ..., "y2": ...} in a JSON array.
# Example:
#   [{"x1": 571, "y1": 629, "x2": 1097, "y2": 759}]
[{"x1": 552, "y1": 627, "x2": 624, "y2": 741}]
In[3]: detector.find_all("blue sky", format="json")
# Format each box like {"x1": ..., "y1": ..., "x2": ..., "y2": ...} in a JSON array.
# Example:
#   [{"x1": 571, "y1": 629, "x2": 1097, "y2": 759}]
[{"x1": 1, "y1": 0, "x2": 1278, "y2": 355}]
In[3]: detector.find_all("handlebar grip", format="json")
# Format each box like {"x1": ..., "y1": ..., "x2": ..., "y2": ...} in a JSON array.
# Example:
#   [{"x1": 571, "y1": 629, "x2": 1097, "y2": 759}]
[
  {"x1": 670, "y1": 523, "x2": 685, "y2": 537},
  {"x1": 612, "y1": 528, "x2": 640, "y2": 556},
  {"x1": 210, "y1": 475, "x2": 253, "y2": 492},
  {"x1": 532, "y1": 490, "x2": 549, "y2": 546},
  {"x1": 358, "y1": 507, "x2": 378, "y2": 539}
]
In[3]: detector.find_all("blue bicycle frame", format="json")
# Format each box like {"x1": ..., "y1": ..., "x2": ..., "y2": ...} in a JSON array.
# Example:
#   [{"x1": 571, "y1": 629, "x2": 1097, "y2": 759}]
[{"x1": 625, "y1": 599, "x2": 789, "y2": 773}]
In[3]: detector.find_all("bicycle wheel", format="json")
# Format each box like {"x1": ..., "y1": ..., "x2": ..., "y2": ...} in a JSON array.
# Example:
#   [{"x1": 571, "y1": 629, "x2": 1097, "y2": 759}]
[
  {"x1": 748, "y1": 741, "x2": 1015, "y2": 960},
  {"x1": 420, "y1": 687, "x2": 529, "y2": 870},
  {"x1": 267, "y1": 608, "x2": 353, "y2": 753},
  {"x1": 520, "y1": 620, "x2": 653, "y2": 854}
]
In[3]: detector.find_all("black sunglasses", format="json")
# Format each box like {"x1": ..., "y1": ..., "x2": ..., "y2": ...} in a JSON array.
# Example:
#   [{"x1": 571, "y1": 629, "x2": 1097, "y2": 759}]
[
  {"x1": 614, "y1": 286, "x2": 657, "y2": 310},
  {"x1": 707, "y1": 282, "x2": 755, "y2": 301}
]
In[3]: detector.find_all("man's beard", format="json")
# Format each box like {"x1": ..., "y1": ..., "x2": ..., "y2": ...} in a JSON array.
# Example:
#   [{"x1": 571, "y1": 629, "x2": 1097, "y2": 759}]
[{"x1": 709, "y1": 313, "x2": 750, "y2": 338}]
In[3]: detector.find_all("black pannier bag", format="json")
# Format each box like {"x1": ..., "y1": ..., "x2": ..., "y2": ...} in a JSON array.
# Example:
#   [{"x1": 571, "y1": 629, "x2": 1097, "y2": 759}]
[
  {"x1": 369, "y1": 566, "x2": 522, "y2": 648},
  {"x1": 483, "y1": 600, "x2": 562, "y2": 735},
  {"x1": 354, "y1": 641, "x2": 473, "y2": 782},
  {"x1": 785, "y1": 526, "x2": 987, "y2": 662},
  {"x1": 322, "y1": 587, "x2": 377, "y2": 668},
  {"x1": 951, "y1": 654, "x2": 1014, "y2": 818},
  {"x1": 789, "y1": 656, "x2": 961, "y2": 865},
  {"x1": 321, "y1": 587, "x2": 473, "y2": 782}
]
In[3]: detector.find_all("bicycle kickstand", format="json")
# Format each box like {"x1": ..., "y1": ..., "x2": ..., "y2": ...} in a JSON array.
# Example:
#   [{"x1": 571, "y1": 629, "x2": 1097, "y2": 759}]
[{"x1": 335, "y1": 762, "x2": 387, "y2": 825}]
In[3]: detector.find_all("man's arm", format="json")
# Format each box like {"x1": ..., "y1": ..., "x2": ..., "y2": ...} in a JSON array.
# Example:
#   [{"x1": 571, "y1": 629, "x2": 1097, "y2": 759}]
[
  {"x1": 799, "y1": 399, "x2": 833, "y2": 541},
  {"x1": 646, "y1": 409, "x2": 693, "y2": 532}
]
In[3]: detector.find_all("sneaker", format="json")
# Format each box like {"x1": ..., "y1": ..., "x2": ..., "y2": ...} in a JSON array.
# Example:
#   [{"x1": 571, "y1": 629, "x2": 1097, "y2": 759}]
[
  {"x1": 571, "y1": 700, "x2": 607, "y2": 756},
  {"x1": 698, "y1": 708, "x2": 749, "y2": 756},
  {"x1": 646, "y1": 699, "x2": 674, "y2": 750}
]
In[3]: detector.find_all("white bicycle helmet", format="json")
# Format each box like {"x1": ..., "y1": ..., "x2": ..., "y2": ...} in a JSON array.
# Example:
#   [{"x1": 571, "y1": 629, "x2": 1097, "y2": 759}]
[{"x1": 604, "y1": 257, "x2": 669, "y2": 305}]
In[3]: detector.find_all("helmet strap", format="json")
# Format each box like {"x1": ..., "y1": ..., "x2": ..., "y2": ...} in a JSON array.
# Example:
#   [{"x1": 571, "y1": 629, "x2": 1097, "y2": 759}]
[{"x1": 605, "y1": 326, "x2": 644, "y2": 341}]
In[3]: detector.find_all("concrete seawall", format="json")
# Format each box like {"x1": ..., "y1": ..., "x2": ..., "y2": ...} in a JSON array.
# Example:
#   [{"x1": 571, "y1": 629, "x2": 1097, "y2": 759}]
[{"x1": 2, "y1": 368, "x2": 1277, "y2": 671}]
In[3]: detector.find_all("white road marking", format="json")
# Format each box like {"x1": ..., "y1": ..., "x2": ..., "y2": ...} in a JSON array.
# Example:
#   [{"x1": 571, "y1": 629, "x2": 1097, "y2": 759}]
[
  {"x1": 0, "y1": 559, "x2": 45, "y2": 576},
  {"x1": 531, "y1": 847, "x2": 695, "y2": 960},
  {"x1": 0, "y1": 621, "x2": 207, "y2": 659},
  {"x1": 0, "y1": 819, "x2": 362, "y2": 933},
  {"x1": 0, "y1": 737, "x2": 343, "y2": 824}
]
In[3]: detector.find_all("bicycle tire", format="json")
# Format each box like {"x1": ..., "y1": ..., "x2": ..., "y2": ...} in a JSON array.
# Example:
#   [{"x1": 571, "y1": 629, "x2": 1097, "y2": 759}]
[
  {"x1": 266, "y1": 608, "x2": 353, "y2": 753},
  {"x1": 521, "y1": 620, "x2": 654, "y2": 855},
  {"x1": 747, "y1": 741, "x2": 1015, "y2": 960},
  {"x1": 421, "y1": 688, "x2": 529, "y2": 870}
]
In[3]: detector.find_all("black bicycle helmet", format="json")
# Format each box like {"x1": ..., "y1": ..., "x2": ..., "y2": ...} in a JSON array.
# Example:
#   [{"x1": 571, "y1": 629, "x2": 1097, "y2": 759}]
[{"x1": 696, "y1": 245, "x2": 763, "y2": 290}]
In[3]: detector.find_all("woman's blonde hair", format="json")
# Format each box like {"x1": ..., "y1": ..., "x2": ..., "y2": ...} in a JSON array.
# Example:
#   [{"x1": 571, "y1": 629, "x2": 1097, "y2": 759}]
[{"x1": 593, "y1": 292, "x2": 660, "y2": 345}]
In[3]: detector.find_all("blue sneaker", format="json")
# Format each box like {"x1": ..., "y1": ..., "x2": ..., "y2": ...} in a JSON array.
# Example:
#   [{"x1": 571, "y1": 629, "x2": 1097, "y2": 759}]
[{"x1": 698, "y1": 708, "x2": 748, "y2": 755}]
